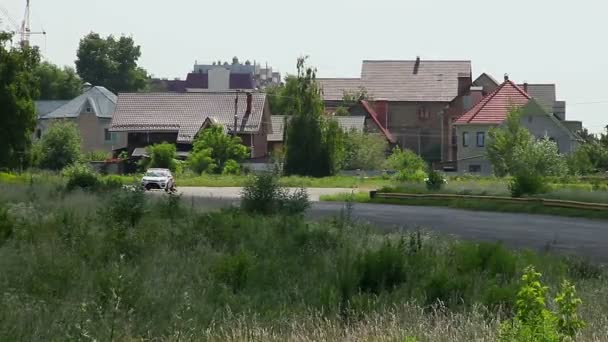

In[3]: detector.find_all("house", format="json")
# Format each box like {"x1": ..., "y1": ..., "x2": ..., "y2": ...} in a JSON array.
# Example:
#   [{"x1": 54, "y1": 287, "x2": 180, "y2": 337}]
[
  {"x1": 35, "y1": 86, "x2": 126, "y2": 153},
  {"x1": 318, "y1": 58, "x2": 477, "y2": 162},
  {"x1": 267, "y1": 102, "x2": 396, "y2": 153},
  {"x1": 110, "y1": 92, "x2": 272, "y2": 159},
  {"x1": 454, "y1": 75, "x2": 581, "y2": 175},
  {"x1": 150, "y1": 57, "x2": 282, "y2": 93}
]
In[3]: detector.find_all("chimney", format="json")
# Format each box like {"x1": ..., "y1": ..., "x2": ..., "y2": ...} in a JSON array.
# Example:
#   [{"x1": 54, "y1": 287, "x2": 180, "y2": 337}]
[
  {"x1": 245, "y1": 92, "x2": 253, "y2": 115},
  {"x1": 523, "y1": 82, "x2": 529, "y2": 93},
  {"x1": 414, "y1": 56, "x2": 421, "y2": 74},
  {"x1": 504, "y1": 73, "x2": 509, "y2": 82}
]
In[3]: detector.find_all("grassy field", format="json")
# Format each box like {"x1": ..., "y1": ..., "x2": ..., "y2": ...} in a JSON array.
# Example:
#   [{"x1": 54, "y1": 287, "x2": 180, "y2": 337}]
[{"x1": 1, "y1": 183, "x2": 607, "y2": 340}]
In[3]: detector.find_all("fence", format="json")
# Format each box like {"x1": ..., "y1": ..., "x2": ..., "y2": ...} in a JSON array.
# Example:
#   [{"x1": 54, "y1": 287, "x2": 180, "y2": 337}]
[{"x1": 369, "y1": 192, "x2": 608, "y2": 211}]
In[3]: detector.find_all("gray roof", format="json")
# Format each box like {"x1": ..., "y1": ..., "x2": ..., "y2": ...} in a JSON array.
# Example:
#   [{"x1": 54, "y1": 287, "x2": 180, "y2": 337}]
[
  {"x1": 41, "y1": 86, "x2": 117, "y2": 119},
  {"x1": 111, "y1": 92, "x2": 267, "y2": 143},
  {"x1": 318, "y1": 60, "x2": 471, "y2": 102},
  {"x1": 269, "y1": 115, "x2": 365, "y2": 142},
  {"x1": 360, "y1": 60, "x2": 471, "y2": 102},
  {"x1": 35, "y1": 100, "x2": 69, "y2": 118},
  {"x1": 317, "y1": 78, "x2": 364, "y2": 101},
  {"x1": 519, "y1": 84, "x2": 556, "y2": 113}
]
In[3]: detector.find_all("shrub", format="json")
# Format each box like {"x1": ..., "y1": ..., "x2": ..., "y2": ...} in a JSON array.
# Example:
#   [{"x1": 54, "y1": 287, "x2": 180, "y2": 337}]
[
  {"x1": 84, "y1": 150, "x2": 110, "y2": 162},
  {"x1": 343, "y1": 131, "x2": 388, "y2": 170},
  {"x1": 101, "y1": 186, "x2": 146, "y2": 228},
  {"x1": 212, "y1": 250, "x2": 254, "y2": 293},
  {"x1": 394, "y1": 169, "x2": 427, "y2": 182},
  {"x1": 99, "y1": 175, "x2": 124, "y2": 192},
  {"x1": 384, "y1": 147, "x2": 427, "y2": 173},
  {"x1": 357, "y1": 239, "x2": 407, "y2": 294},
  {"x1": 190, "y1": 124, "x2": 249, "y2": 173},
  {"x1": 63, "y1": 163, "x2": 99, "y2": 191},
  {"x1": 509, "y1": 173, "x2": 546, "y2": 197},
  {"x1": 188, "y1": 147, "x2": 216, "y2": 174},
  {"x1": 241, "y1": 173, "x2": 310, "y2": 216},
  {"x1": 425, "y1": 170, "x2": 446, "y2": 191},
  {"x1": 499, "y1": 266, "x2": 585, "y2": 342},
  {"x1": 222, "y1": 159, "x2": 240, "y2": 175},
  {"x1": 147, "y1": 143, "x2": 177, "y2": 171},
  {"x1": 37, "y1": 121, "x2": 82, "y2": 170}
]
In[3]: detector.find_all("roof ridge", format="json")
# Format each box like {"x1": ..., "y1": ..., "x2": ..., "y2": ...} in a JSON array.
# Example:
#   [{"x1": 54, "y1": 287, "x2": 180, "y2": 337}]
[
  {"x1": 507, "y1": 80, "x2": 532, "y2": 100},
  {"x1": 462, "y1": 81, "x2": 508, "y2": 123},
  {"x1": 92, "y1": 86, "x2": 117, "y2": 102},
  {"x1": 362, "y1": 60, "x2": 471, "y2": 63}
]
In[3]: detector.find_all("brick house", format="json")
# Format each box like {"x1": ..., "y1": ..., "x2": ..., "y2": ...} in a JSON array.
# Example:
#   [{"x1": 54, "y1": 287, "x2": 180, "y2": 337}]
[
  {"x1": 454, "y1": 76, "x2": 581, "y2": 175},
  {"x1": 318, "y1": 58, "x2": 478, "y2": 163},
  {"x1": 110, "y1": 92, "x2": 272, "y2": 158}
]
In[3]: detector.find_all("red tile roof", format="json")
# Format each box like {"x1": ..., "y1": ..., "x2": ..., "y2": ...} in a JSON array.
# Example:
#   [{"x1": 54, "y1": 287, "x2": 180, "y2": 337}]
[{"x1": 454, "y1": 80, "x2": 531, "y2": 124}]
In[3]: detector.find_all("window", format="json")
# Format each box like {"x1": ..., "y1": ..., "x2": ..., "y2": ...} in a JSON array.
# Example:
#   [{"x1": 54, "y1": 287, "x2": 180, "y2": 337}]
[
  {"x1": 462, "y1": 132, "x2": 470, "y2": 147},
  {"x1": 476, "y1": 132, "x2": 485, "y2": 147},
  {"x1": 469, "y1": 165, "x2": 481, "y2": 173},
  {"x1": 85, "y1": 107, "x2": 92, "y2": 113},
  {"x1": 36, "y1": 129, "x2": 41, "y2": 139},
  {"x1": 104, "y1": 128, "x2": 112, "y2": 142},
  {"x1": 417, "y1": 106, "x2": 431, "y2": 120}
]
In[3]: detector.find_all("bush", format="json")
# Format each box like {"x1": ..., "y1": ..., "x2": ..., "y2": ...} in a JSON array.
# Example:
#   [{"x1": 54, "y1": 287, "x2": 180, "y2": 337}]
[
  {"x1": 499, "y1": 266, "x2": 585, "y2": 342},
  {"x1": 37, "y1": 121, "x2": 82, "y2": 170},
  {"x1": 222, "y1": 159, "x2": 240, "y2": 175},
  {"x1": 84, "y1": 150, "x2": 109, "y2": 162},
  {"x1": 394, "y1": 169, "x2": 427, "y2": 182},
  {"x1": 147, "y1": 143, "x2": 177, "y2": 171},
  {"x1": 357, "y1": 239, "x2": 407, "y2": 294},
  {"x1": 241, "y1": 173, "x2": 310, "y2": 215},
  {"x1": 188, "y1": 147, "x2": 216, "y2": 174},
  {"x1": 384, "y1": 147, "x2": 427, "y2": 175},
  {"x1": 101, "y1": 186, "x2": 146, "y2": 228},
  {"x1": 343, "y1": 131, "x2": 388, "y2": 170},
  {"x1": 63, "y1": 163, "x2": 99, "y2": 191},
  {"x1": 425, "y1": 170, "x2": 446, "y2": 191},
  {"x1": 509, "y1": 173, "x2": 546, "y2": 197}
]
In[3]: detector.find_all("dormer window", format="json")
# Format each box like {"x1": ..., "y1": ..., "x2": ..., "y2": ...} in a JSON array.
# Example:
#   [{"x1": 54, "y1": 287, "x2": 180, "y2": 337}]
[{"x1": 85, "y1": 107, "x2": 92, "y2": 113}]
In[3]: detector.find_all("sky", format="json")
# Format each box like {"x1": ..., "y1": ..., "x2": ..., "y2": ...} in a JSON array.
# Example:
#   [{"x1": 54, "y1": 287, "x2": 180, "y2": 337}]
[{"x1": 2, "y1": 0, "x2": 607, "y2": 133}]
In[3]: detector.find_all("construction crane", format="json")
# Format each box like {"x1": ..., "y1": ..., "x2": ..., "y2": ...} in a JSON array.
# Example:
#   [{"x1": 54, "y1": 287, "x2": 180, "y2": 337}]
[{"x1": 0, "y1": 0, "x2": 46, "y2": 47}]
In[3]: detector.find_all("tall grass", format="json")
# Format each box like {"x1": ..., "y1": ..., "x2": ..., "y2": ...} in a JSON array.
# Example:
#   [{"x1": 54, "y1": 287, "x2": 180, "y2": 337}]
[{"x1": 0, "y1": 184, "x2": 607, "y2": 340}]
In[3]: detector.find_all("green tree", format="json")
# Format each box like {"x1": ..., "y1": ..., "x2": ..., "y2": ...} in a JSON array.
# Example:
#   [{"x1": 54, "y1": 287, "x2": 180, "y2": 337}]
[
  {"x1": 147, "y1": 143, "x2": 177, "y2": 171},
  {"x1": 384, "y1": 147, "x2": 428, "y2": 182},
  {"x1": 284, "y1": 57, "x2": 346, "y2": 177},
  {"x1": 344, "y1": 131, "x2": 388, "y2": 170},
  {"x1": 37, "y1": 121, "x2": 82, "y2": 170},
  {"x1": 34, "y1": 61, "x2": 82, "y2": 100},
  {"x1": 75, "y1": 32, "x2": 148, "y2": 93},
  {"x1": 188, "y1": 124, "x2": 249, "y2": 174},
  {"x1": 0, "y1": 31, "x2": 41, "y2": 169},
  {"x1": 486, "y1": 108, "x2": 532, "y2": 177},
  {"x1": 342, "y1": 86, "x2": 372, "y2": 106}
]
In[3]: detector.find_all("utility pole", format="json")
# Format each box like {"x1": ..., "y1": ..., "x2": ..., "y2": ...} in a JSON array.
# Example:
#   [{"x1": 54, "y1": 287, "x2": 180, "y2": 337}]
[{"x1": 233, "y1": 91, "x2": 239, "y2": 137}]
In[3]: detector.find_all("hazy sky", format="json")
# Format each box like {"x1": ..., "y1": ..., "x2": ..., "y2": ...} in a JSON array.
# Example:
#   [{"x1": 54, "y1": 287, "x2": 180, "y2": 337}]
[{"x1": 2, "y1": 0, "x2": 607, "y2": 133}]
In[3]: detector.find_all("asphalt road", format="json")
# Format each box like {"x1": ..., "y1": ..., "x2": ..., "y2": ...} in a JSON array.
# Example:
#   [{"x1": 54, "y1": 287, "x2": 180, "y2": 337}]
[{"x1": 176, "y1": 187, "x2": 608, "y2": 262}]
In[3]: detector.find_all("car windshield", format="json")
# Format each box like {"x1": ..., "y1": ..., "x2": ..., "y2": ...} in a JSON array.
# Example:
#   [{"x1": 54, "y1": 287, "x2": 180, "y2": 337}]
[{"x1": 145, "y1": 171, "x2": 166, "y2": 177}]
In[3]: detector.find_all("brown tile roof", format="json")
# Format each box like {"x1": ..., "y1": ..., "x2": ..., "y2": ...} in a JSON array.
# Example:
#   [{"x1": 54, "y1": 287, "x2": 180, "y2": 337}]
[
  {"x1": 317, "y1": 78, "x2": 364, "y2": 101},
  {"x1": 454, "y1": 80, "x2": 530, "y2": 124},
  {"x1": 360, "y1": 60, "x2": 471, "y2": 102},
  {"x1": 110, "y1": 92, "x2": 267, "y2": 143}
]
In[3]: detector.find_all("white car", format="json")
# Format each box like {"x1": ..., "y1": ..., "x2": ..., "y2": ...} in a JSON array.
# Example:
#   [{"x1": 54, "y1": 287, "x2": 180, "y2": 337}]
[{"x1": 141, "y1": 168, "x2": 175, "y2": 192}]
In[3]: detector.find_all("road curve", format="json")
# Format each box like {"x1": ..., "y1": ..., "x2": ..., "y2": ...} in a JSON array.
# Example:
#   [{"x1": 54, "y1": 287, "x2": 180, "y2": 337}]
[{"x1": 175, "y1": 187, "x2": 608, "y2": 262}]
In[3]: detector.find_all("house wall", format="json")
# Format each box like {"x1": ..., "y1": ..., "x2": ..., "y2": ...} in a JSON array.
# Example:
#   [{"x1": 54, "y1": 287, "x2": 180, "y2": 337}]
[
  {"x1": 36, "y1": 116, "x2": 127, "y2": 154},
  {"x1": 240, "y1": 132, "x2": 268, "y2": 159},
  {"x1": 519, "y1": 112, "x2": 578, "y2": 154},
  {"x1": 454, "y1": 124, "x2": 494, "y2": 175},
  {"x1": 208, "y1": 68, "x2": 230, "y2": 91}
]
